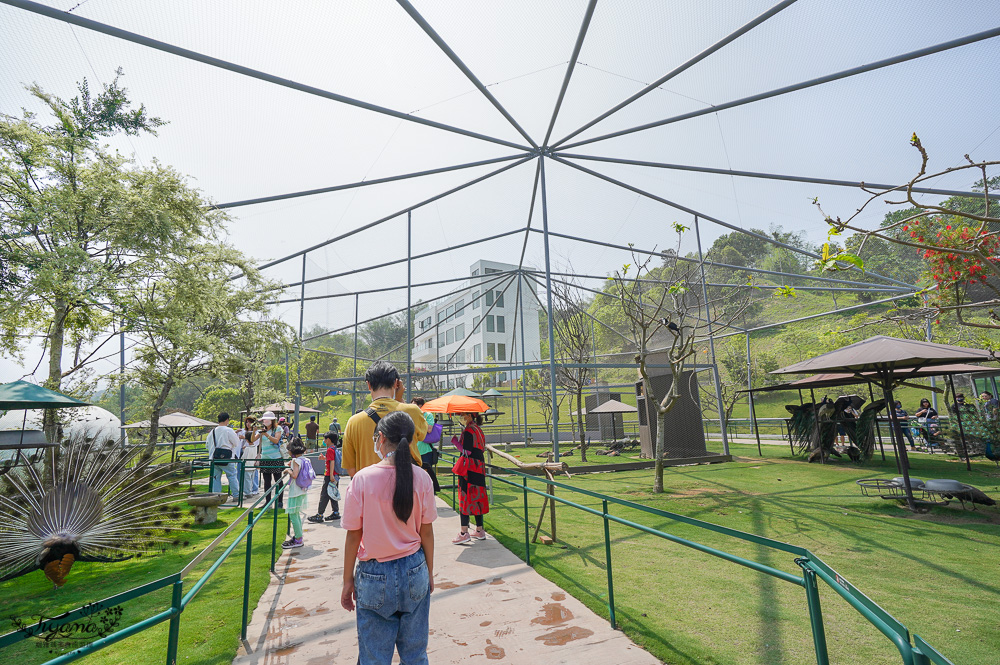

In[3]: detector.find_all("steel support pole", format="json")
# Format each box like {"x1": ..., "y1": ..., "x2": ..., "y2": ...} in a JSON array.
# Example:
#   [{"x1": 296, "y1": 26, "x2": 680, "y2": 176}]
[
  {"x1": 406, "y1": 211, "x2": 413, "y2": 400},
  {"x1": 240, "y1": 510, "x2": 254, "y2": 642},
  {"x1": 119, "y1": 322, "x2": 126, "y2": 443},
  {"x1": 746, "y1": 332, "x2": 753, "y2": 435},
  {"x1": 799, "y1": 562, "x2": 831, "y2": 665},
  {"x1": 602, "y1": 498, "x2": 617, "y2": 629},
  {"x1": 352, "y1": 294, "x2": 359, "y2": 414},
  {"x1": 522, "y1": 476, "x2": 532, "y2": 566},
  {"x1": 165, "y1": 580, "x2": 182, "y2": 665},
  {"x1": 868, "y1": 382, "x2": 887, "y2": 461},
  {"x1": 518, "y1": 270, "x2": 530, "y2": 445},
  {"x1": 926, "y1": 313, "x2": 939, "y2": 413},
  {"x1": 695, "y1": 216, "x2": 729, "y2": 454},
  {"x1": 294, "y1": 254, "x2": 306, "y2": 434},
  {"x1": 539, "y1": 157, "x2": 561, "y2": 460},
  {"x1": 284, "y1": 347, "x2": 290, "y2": 397},
  {"x1": 946, "y1": 375, "x2": 972, "y2": 471}
]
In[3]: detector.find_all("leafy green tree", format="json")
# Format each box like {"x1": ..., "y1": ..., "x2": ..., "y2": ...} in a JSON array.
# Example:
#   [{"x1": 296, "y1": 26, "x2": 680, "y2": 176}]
[
  {"x1": 126, "y1": 243, "x2": 287, "y2": 452},
  {"x1": 0, "y1": 72, "x2": 217, "y2": 436},
  {"x1": 192, "y1": 385, "x2": 244, "y2": 422}
]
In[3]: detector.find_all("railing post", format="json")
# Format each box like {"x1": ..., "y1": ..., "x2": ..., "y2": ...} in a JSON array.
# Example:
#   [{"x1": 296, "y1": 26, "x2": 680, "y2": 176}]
[
  {"x1": 165, "y1": 579, "x2": 182, "y2": 665},
  {"x1": 797, "y1": 559, "x2": 830, "y2": 665},
  {"x1": 602, "y1": 499, "x2": 616, "y2": 629},
  {"x1": 241, "y1": 509, "x2": 254, "y2": 641},
  {"x1": 522, "y1": 476, "x2": 531, "y2": 567},
  {"x1": 271, "y1": 496, "x2": 279, "y2": 573}
]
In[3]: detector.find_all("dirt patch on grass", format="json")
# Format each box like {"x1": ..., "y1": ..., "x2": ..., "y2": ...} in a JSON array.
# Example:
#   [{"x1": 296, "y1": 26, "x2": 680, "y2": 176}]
[
  {"x1": 880, "y1": 505, "x2": 1000, "y2": 525},
  {"x1": 666, "y1": 487, "x2": 761, "y2": 498}
]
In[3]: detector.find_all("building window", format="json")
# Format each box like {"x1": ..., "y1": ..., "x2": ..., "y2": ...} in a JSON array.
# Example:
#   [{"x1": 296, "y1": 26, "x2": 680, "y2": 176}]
[
  {"x1": 472, "y1": 269, "x2": 479, "y2": 276},
  {"x1": 439, "y1": 335, "x2": 445, "y2": 348},
  {"x1": 437, "y1": 311, "x2": 443, "y2": 322},
  {"x1": 473, "y1": 344, "x2": 481, "y2": 362},
  {"x1": 426, "y1": 338, "x2": 433, "y2": 350},
  {"x1": 472, "y1": 291, "x2": 479, "y2": 309},
  {"x1": 495, "y1": 291, "x2": 504, "y2": 307},
  {"x1": 446, "y1": 328, "x2": 454, "y2": 345},
  {"x1": 485, "y1": 291, "x2": 494, "y2": 307},
  {"x1": 456, "y1": 349, "x2": 465, "y2": 364},
  {"x1": 474, "y1": 315, "x2": 481, "y2": 331},
  {"x1": 497, "y1": 343, "x2": 506, "y2": 361},
  {"x1": 446, "y1": 305, "x2": 454, "y2": 319},
  {"x1": 455, "y1": 323, "x2": 465, "y2": 340},
  {"x1": 455, "y1": 299, "x2": 464, "y2": 316},
  {"x1": 500, "y1": 372, "x2": 507, "y2": 382},
  {"x1": 487, "y1": 342, "x2": 495, "y2": 359},
  {"x1": 485, "y1": 267, "x2": 500, "y2": 274},
  {"x1": 486, "y1": 315, "x2": 494, "y2": 333},
  {"x1": 496, "y1": 316, "x2": 505, "y2": 333}
]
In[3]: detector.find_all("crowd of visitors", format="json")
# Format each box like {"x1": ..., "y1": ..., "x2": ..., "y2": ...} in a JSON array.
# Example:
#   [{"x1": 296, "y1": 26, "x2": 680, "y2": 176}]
[{"x1": 198, "y1": 359, "x2": 490, "y2": 664}]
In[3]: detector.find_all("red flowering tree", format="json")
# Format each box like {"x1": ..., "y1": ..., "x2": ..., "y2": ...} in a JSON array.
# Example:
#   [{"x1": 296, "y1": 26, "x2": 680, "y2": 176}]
[{"x1": 815, "y1": 135, "x2": 1000, "y2": 330}]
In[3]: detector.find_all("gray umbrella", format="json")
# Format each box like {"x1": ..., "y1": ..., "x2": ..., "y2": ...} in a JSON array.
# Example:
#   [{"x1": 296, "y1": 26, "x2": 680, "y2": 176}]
[{"x1": 772, "y1": 336, "x2": 997, "y2": 511}]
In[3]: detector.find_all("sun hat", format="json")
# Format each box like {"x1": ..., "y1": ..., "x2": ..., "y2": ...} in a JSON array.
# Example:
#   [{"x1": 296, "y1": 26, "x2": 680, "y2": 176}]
[
  {"x1": 262, "y1": 411, "x2": 276, "y2": 420},
  {"x1": 278, "y1": 417, "x2": 287, "y2": 423}
]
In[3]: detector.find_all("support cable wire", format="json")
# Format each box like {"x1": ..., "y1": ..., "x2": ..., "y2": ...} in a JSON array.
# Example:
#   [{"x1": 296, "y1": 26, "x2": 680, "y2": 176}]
[
  {"x1": 253, "y1": 156, "x2": 534, "y2": 272},
  {"x1": 556, "y1": 153, "x2": 999, "y2": 200},
  {"x1": 392, "y1": 0, "x2": 538, "y2": 149},
  {"x1": 1, "y1": 0, "x2": 532, "y2": 151},
  {"x1": 541, "y1": 0, "x2": 600, "y2": 147},
  {"x1": 549, "y1": 155, "x2": 918, "y2": 289},
  {"x1": 213, "y1": 154, "x2": 530, "y2": 210},
  {"x1": 556, "y1": 25, "x2": 1000, "y2": 151},
  {"x1": 550, "y1": 0, "x2": 802, "y2": 149}
]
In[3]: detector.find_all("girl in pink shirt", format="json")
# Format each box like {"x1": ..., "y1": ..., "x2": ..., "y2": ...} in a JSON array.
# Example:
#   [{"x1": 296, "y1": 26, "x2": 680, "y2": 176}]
[{"x1": 341, "y1": 411, "x2": 437, "y2": 665}]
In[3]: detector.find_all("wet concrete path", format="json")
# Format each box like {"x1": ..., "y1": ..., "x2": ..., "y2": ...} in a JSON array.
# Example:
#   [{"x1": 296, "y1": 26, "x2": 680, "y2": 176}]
[{"x1": 233, "y1": 484, "x2": 659, "y2": 664}]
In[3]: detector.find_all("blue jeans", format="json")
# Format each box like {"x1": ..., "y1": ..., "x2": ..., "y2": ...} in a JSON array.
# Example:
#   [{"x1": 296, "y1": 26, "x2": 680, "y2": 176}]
[
  {"x1": 355, "y1": 548, "x2": 430, "y2": 665},
  {"x1": 211, "y1": 460, "x2": 241, "y2": 497},
  {"x1": 245, "y1": 467, "x2": 259, "y2": 494}
]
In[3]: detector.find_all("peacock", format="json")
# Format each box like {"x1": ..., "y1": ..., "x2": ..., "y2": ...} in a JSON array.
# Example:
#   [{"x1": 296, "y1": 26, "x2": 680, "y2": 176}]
[{"x1": 0, "y1": 434, "x2": 191, "y2": 588}]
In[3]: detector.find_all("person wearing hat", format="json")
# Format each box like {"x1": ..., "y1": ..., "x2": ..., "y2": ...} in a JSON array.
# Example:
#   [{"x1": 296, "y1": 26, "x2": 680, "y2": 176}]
[
  {"x1": 342, "y1": 361, "x2": 427, "y2": 476},
  {"x1": 331, "y1": 417, "x2": 341, "y2": 436},
  {"x1": 308, "y1": 430, "x2": 346, "y2": 523},
  {"x1": 253, "y1": 411, "x2": 287, "y2": 508},
  {"x1": 279, "y1": 416, "x2": 291, "y2": 441}
]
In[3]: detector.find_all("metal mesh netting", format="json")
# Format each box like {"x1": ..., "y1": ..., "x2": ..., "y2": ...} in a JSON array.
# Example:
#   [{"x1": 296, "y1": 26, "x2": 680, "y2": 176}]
[{"x1": 2, "y1": 0, "x2": 998, "y2": 445}]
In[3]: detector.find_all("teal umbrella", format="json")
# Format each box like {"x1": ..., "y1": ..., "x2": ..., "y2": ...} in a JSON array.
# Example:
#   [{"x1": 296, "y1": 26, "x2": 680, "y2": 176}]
[
  {"x1": 441, "y1": 386, "x2": 480, "y2": 398},
  {"x1": 480, "y1": 388, "x2": 504, "y2": 397},
  {"x1": 0, "y1": 381, "x2": 90, "y2": 410}
]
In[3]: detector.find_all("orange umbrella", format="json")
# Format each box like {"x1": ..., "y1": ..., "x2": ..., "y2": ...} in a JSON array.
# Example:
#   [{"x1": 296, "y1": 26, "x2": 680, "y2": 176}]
[{"x1": 421, "y1": 395, "x2": 489, "y2": 414}]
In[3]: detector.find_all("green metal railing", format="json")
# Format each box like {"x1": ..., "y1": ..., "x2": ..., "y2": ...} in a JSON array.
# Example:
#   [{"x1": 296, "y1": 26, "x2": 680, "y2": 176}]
[
  {"x1": 444, "y1": 453, "x2": 955, "y2": 665},
  {"x1": 0, "y1": 476, "x2": 290, "y2": 665}
]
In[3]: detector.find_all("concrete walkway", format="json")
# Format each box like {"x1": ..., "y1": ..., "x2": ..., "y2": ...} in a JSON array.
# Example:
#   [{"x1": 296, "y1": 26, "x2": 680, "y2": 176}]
[{"x1": 234, "y1": 482, "x2": 659, "y2": 665}]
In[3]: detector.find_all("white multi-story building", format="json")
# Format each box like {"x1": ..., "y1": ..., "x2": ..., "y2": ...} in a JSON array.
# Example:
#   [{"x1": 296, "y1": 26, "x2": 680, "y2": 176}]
[{"x1": 412, "y1": 260, "x2": 541, "y2": 389}]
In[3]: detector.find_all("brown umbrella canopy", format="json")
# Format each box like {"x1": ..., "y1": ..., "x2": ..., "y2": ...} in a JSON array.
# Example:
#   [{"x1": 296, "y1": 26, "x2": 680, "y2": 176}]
[
  {"x1": 772, "y1": 336, "x2": 994, "y2": 375},
  {"x1": 589, "y1": 399, "x2": 638, "y2": 414},
  {"x1": 747, "y1": 363, "x2": 997, "y2": 394}
]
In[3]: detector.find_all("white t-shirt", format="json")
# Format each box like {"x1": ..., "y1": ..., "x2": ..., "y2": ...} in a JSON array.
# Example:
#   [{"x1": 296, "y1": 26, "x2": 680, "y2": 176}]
[
  {"x1": 207, "y1": 425, "x2": 240, "y2": 456},
  {"x1": 287, "y1": 457, "x2": 307, "y2": 498}
]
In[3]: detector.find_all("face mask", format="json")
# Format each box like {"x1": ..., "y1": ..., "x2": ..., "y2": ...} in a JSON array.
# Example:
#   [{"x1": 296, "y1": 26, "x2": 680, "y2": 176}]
[{"x1": 373, "y1": 433, "x2": 385, "y2": 461}]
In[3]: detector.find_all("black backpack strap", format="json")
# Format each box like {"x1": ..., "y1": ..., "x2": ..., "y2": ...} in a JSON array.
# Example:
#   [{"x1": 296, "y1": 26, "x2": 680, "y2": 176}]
[{"x1": 365, "y1": 407, "x2": 381, "y2": 426}]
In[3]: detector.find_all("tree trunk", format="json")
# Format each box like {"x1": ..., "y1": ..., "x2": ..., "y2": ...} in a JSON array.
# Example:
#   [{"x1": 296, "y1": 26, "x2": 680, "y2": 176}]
[
  {"x1": 145, "y1": 375, "x2": 175, "y2": 457},
  {"x1": 654, "y1": 410, "x2": 667, "y2": 493},
  {"x1": 42, "y1": 299, "x2": 69, "y2": 443},
  {"x1": 577, "y1": 389, "x2": 587, "y2": 462}
]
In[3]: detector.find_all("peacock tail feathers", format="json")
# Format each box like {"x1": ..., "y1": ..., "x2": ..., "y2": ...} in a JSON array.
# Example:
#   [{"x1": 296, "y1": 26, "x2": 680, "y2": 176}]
[{"x1": 0, "y1": 432, "x2": 192, "y2": 584}]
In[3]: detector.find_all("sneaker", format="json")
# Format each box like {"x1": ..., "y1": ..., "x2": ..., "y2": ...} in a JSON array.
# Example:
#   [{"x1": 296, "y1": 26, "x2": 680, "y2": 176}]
[
  {"x1": 325, "y1": 513, "x2": 341, "y2": 521},
  {"x1": 281, "y1": 538, "x2": 302, "y2": 549},
  {"x1": 452, "y1": 531, "x2": 472, "y2": 545},
  {"x1": 306, "y1": 514, "x2": 324, "y2": 524},
  {"x1": 472, "y1": 529, "x2": 487, "y2": 541}
]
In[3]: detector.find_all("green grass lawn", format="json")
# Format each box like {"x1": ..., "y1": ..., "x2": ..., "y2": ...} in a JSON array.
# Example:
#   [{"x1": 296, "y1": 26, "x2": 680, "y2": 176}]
[
  {"x1": 0, "y1": 504, "x2": 285, "y2": 665},
  {"x1": 448, "y1": 443, "x2": 1000, "y2": 665}
]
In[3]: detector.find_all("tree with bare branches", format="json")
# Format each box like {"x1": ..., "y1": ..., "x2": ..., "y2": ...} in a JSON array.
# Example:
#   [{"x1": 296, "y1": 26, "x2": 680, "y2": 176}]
[
  {"x1": 610, "y1": 226, "x2": 751, "y2": 493},
  {"x1": 550, "y1": 277, "x2": 594, "y2": 461}
]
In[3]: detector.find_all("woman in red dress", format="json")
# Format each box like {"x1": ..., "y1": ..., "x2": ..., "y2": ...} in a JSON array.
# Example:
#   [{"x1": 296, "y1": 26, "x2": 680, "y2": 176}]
[{"x1": 452, "y1": 412, "x2": 489, "y2": 544}]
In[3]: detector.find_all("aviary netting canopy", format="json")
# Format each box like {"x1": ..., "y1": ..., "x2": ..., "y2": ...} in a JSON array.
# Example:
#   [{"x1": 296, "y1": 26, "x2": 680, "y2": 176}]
[{"x1": 3, "y1": 0, "x2": 998, "y2": 449}]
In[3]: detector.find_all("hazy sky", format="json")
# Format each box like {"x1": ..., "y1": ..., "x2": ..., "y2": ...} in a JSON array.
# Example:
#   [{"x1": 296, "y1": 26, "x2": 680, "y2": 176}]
[{"x1": 2, "y1": 0, "x2": 998, "y2": 383}]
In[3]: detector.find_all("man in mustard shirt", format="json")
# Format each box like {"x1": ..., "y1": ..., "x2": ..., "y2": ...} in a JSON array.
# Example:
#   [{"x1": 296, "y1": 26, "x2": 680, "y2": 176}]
[{"x1": 342, "y1": 361, "x2": 427, "y2": 475}]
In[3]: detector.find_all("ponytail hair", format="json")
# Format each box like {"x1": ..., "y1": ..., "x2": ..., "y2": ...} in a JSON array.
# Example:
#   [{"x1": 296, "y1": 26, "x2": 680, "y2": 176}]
[{"x1": 376, "y1": 411, "x2": 417, "y2": 523}]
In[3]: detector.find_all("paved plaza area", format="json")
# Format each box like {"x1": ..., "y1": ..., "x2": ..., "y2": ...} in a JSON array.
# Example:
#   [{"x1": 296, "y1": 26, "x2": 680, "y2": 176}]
[{"x1": 233, "y1": 483, "x2": 659, "y2": 665}]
